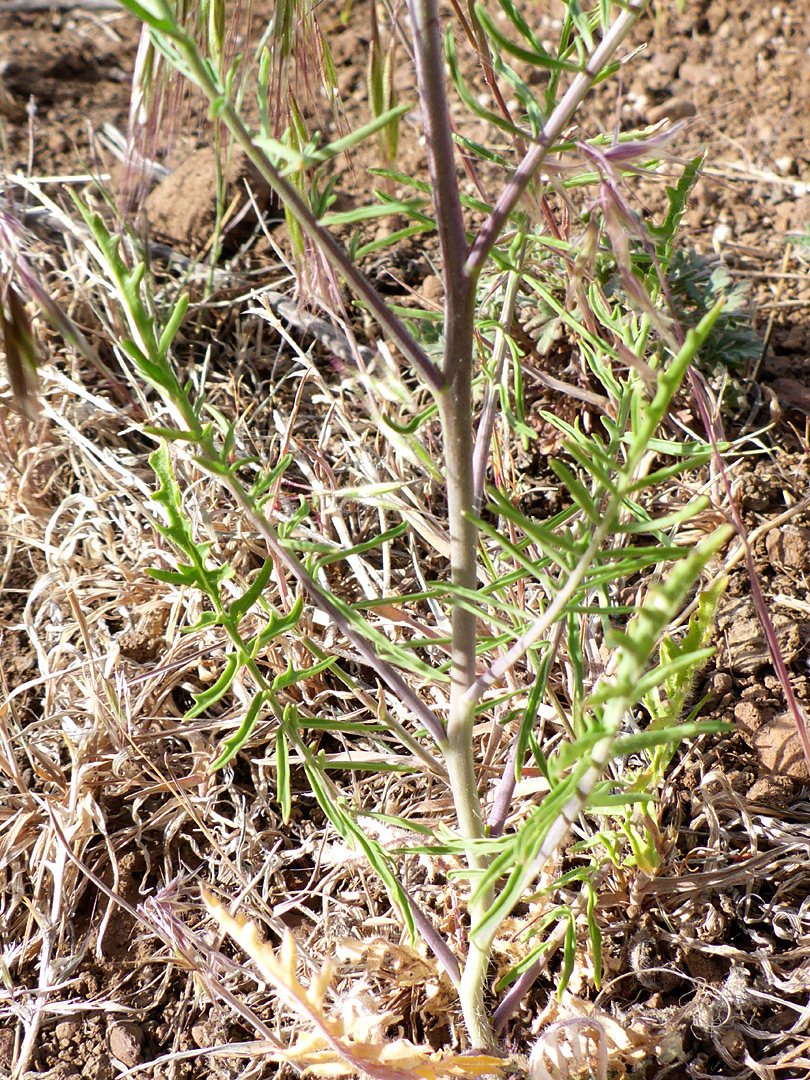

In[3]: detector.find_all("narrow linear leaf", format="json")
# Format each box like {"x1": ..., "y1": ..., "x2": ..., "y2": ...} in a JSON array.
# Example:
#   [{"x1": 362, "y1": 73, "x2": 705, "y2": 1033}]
[
  {"x1": 212, "y1": 692, "x2": 269, "y2": 770},
  {"x1": 186, "y1": 652, "x2": 241, "y2": 719},
  {"x1": 229, "y1": 557, "x2": 277, "y2": 621},
  {"x1": 276, "y1": 728, "x2": 291, "y2": 824}
]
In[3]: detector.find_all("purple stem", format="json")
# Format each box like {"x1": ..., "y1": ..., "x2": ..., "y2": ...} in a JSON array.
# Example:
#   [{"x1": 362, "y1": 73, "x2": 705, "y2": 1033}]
[
  {"x1": 687, "y1": 367, "x2": 810, "y2": 770},
  {"x1": 488, "y1": 737, "x2": 520, "y2": 837},
  {"x1": 402, "y1": 885, "x2": 462, "y2": 985}
]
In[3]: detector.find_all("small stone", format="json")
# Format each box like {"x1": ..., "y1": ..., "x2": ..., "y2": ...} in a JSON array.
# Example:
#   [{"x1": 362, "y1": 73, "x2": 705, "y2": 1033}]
[
  {"x1": 678, "y1": 61, "x2": 721, "y2": 87},
  {"x1": 191, "y1": 1023, "x2": 210, "y2": 1049},
  {"x1": 647, "y1": 96, "x2": 696, "y2": 125},
  {"x1": 771, "y1": 378, "x2": 810, "y2": 414},
  {"x1": 717, "y1": 597, "x2": 801, "y2": 674},
  {"x1": 108, "y1": 1022, "x2": 144, "y2": 1067},
  {"x1": 47, "y1": 130, "x2": 68, "y2": 155},
  {"x1": 712, "y1": 223, "x2": 732, "y2": 253},
  {"x1": 420, "y1": 275, "x2": 443, "y2": 306},
  {"x1": 55, "y1": 1017, "x2": 82, "y2": 1042},
  {"x1": 747, "y1": 774, "x2": 794, "y2": 807},
  {"x1": 736, "y1": 706, "x2": 809, "y2": 782},
  {"x1": 85, "y1": 1052, "x2": 113, "y2": 1080},
  {"x1": 766, "y1": 527, "x2": 810, "y2": 568},
  {"x1": 710, "y1": 671, "x2": 733, "y2": 697},
  {"x1": 775, "y1": 155, "x2": 796, "y2": 176},
  {"x1": 734, "y1": 700, "x2": 773, "y2": 734}
]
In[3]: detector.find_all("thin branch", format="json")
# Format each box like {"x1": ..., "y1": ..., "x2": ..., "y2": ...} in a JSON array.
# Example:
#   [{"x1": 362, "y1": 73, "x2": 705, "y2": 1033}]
[
  {"x1": 161, "y1": 27, "x2": 445, "y2": 394},
  {"x1": 466, "y1": 0, "x2": 652, "y2": 277},
  {"x1": 215, "y1": 470, "x2": 450, "y2": 755}
]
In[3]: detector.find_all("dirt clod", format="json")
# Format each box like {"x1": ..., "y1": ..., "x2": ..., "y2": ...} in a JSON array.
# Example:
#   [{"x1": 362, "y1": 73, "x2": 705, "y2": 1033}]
[
  {"x1": 646, "y1": 96, "x2": 697, "y2": 124},
  {"x1": 55, "y1": 1018, "x2": 83, "y2": 1043},
  {"x1": 144, "y1": 144, "x2": 275, "y2": 254},
  {"x1": 735, "y1": 703, "x2": 810, "y2": 781},
  {"x1": 717, "y1": 597, "x2": 803, "y2": 674},
  {"x1": 766, "y1": 526, "x2": 810, "y2": 568}
]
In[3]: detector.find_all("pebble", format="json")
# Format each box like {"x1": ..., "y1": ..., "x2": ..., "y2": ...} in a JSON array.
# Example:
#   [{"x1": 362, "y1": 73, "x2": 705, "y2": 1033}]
[
  {"x1": 646, "y1": 96, "x2": 697, "y2": 125},
  {"x1": 55, "y1": 1018, "x2": 82, "y2": 1042},
  {"x1": 765, "y1": 526, "x2": 810, "y2": 568},
  {"x1": 191, "y1": 1022, "x2": 210, "y2": 1048},
  {"x1": 108, "y1": 1022, "x2": 144, "y2": 1067},
  {"x1": 712, "y1": 223, "x2": 732, "y2": 253},
  {"x1": 420, "y1": 275, "x2": 444, "y2": 306},
  {"x1": 735, "y1": 704, "x2": 809, "y2": 782},
  {"x1": 774, "y1": 155, "x2": 796, "y2": 176}
]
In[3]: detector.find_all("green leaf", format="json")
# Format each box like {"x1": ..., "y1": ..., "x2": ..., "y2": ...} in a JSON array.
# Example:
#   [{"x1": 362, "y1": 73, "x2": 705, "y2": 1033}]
[
  {"x1": 648, "y1": 153, "x2": 705, "y2": 265},
  {"x1": 612, "y1": 719, "x2": 732, "y2": 758},
  {"x1": 289, "y1": 727, "x2": 417, "y2": 941},
  {"x1": 147, "y1": 565, "x2": 198, "y2": 586},
  {"x1": 558, "y1": 911, "x2": 576, "y2": 998},
  {"x1": 475, "y1": 3, "x2": 582, "y2": 72},
  {"x1": 253, "y1": 134, "x2": 311, "y2": 170},
  {"x1": 586, "y1": 883, "x2": 602, "y2": 988},
  {"x1": 445, "y1": 32, "x2": 531, "y2": 140},
  {"x1": 321, "y1": 198, "x2": 426, "y2": 227},
  {"x1": 515, "y1": 650, "x2": 553, "y2": 781},
  {"x1": 212, "y1": 692, "x2": 268, "y2": 769},
  {"x1": 322, "y1": 102, "x2": 411, "y2": 157},
  {"x1": 272, "y1": 655, "x2": 334, "y2": 691},
  {"x1": 250, "y1": 597, "x2": 306, "y2": 655},
  {"x1": 547, "y1": 459, "x2": 599, "y2": 523},
  {"x1": 116, "y1": 0, "x2": 178, "y2": 35},
  {"x1": 276, "y1": 728, "x2": 291, "y2": 824},
  {"x1": 353, "y1": 221, "x2": 434, "y2": 259},
  {"x1": 144, "y1": 425, "x2": 202, "y2": 442},
  {"x1": 615, "y1": 497, "x2": 710, "y2": 534},
  {"x1": 186, "y1": 652, "x2": 241, "y2": 719},
  {"x1": 314, "y1": 522, "x2": 408, "y2": 569},
  {"x1": 229, "y1": 556, "x2": 276, "y2": 621},
  {"x1": 183, "y1": 609, "x2": 225, "y2": 632},
  {"x1": 256, "y1": 103, "x2": 411, "y2": 172},
  {"x1": 157, "y1": 292, "x2": 190, "y2": 358}
]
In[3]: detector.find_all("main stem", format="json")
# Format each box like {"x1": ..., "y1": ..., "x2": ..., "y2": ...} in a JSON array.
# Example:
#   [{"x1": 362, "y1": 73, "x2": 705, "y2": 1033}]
[
  {"x1": 440, "y1": 376, "x2": 496, "y2": 1051},
  {"x1": 407, "y1": 0, "x2": 494, "y2": 1049}
]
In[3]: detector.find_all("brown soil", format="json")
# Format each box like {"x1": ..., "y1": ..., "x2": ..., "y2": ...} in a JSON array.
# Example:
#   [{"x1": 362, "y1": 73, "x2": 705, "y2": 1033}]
[{"x1": 2, "y1": 2, "x2": 810, "y2": 1078}]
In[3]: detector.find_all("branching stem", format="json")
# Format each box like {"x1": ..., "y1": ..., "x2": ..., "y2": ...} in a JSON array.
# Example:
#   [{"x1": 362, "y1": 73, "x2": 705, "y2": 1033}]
[{"x1": 466, "y1": 0, "x2": 652, "y2": 276}]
